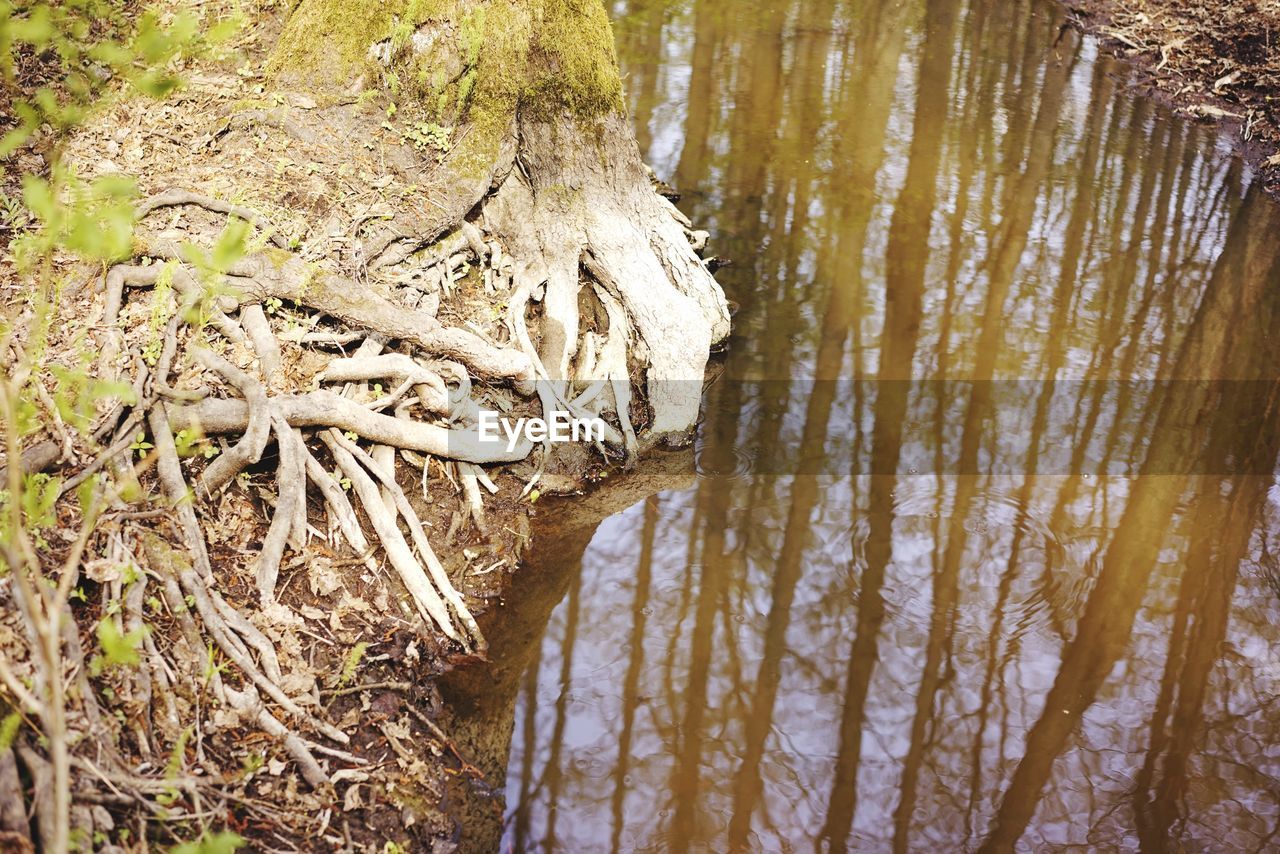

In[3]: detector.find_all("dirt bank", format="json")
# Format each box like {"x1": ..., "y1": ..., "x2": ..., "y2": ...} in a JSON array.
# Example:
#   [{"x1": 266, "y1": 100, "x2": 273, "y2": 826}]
[
  {"x1": 0, "y1": 0, "x2": 720, "y2": 848},
  {"x1": 1064, "y1": 0, "x2": 1280, "y2": 195}
]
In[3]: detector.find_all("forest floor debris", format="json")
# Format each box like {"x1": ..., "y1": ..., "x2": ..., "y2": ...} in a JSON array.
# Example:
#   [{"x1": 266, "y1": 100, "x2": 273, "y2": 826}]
[{"x1": 1063, "y1": 0, "x2": 1280, "y2": 196}]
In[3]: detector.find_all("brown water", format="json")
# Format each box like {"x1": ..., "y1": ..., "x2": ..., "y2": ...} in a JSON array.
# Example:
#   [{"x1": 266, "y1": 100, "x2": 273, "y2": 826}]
[{"x1": 446, "y1": 0, "x2": 1280, "y2": 850}]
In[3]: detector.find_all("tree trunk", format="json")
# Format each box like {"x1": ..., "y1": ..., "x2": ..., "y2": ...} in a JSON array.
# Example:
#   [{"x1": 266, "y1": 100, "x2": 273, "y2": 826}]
[{"x1": 271, "y1": 0, "x2": 730, "y2": 440}]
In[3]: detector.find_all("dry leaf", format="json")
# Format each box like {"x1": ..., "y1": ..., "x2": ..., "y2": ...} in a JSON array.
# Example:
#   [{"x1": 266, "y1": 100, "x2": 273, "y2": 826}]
[
  {"x1": 211, "y1": 708, "x2": 243, "y2": 730},
  {"x1": 1214, "y1": 70, "x2": 1242, "y2": 92},
  {"x1": 83, "y1": 559, "x2": 124, "y2": 583},
  {"x1": 1186, "y1": 103, "x2": 1243, "y2": 119},
  {"x1": 279, "y1": 668, "x2": 316, "y2": 697},
  {"x1": 308, "y1": 557, "x2": 343, "y2": 596},
  {"x1": 299, "y1": 604, "x2": 327, "y2": 621},
  {"x1": 342, "y1": 784, "x2": 363, "y2": 812}
]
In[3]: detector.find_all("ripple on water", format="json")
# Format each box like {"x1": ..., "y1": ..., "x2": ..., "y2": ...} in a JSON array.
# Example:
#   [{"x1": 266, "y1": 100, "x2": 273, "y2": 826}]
[
  {"x1": 694, "y1": 444, "x2": 756, "y2": 482},
  {"x1": 846, "y1": 482, "x2": 1099, "y2": 645}
]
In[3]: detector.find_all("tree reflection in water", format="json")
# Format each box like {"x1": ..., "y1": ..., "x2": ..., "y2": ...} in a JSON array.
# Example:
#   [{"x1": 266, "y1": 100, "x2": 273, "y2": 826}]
[{"x1": 444, "y1": 0, "x2": 1280, "y2": 850}]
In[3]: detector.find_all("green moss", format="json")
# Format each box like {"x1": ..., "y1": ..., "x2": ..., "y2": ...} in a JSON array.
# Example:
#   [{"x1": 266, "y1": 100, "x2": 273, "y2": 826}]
[
  {"x1": 273, "y1": 0, "x2": 622, "y2": 114},
  {"x1": 261, "y1": 246, "x2": 293, "y2": 270},
  {"x1": 456, "y1": 68, "x2": 476, "y2": 110},
  {"x1": 521, "y1": 0, "x2": 624, "y2": 120},
  {"x1": 266, "y1": 0, "x2": 402, "y2": 84},
  {"x1": 267, "y1": 0, "x2": 454, "y2": 86},
  {"x1": 268, "y1": 0, "x2": 625, "y2": 181},
  {"x1": 460, "y1": 5, "x2": 486, "y2": 67},
  {"x1": 227, "y1": 97, "x2": 274, "y2": 112}
]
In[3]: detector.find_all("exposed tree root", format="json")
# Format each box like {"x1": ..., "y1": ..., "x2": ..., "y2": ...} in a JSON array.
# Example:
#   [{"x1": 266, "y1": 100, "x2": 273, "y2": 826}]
[
  {"x1": 135, "y1": 189, "x2": 292, "y2": 249},
  {"x1": 485, "y1": 112, "x2": 730, "y2": 440},
  {"x1": 3, "y1": 183, "x2": 578, "y2": 812},
  {"x1": 256, "y1": 412, "x2": 305, "y2": 601},
  {"x1": 171, "y1": 390, "x2": 531, "y2": 462},
  {"x1": 5, "y1": 47, "x2": 730, "y2": 837},
  {"x1": 190, "y1": 350, "x2": 271, "y2": 500}
]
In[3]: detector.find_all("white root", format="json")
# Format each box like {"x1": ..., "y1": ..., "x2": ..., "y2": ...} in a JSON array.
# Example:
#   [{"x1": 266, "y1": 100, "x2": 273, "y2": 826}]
[
  {"x1": 365, "y1": 377, "x2": 417, "y2": 412},
  {"x1": 103, "y1": 264, "x2": 164, "y2": 359},
  {"x1": 576, "y1": 331, "x2": 600, "y2": 385},
  {"x1": 171, "y1": 390, "x2": 533, "y2": 463},
  {"x1": 289, "y1": 428, "x2": 309, "y2": 549},
  {"x1": 504, "y1": 279, "x2": 624, "y2": 448},
  {"x1": 141, "y1": 633, "x2": 181, "y2": 741},
  {"x1": 147, "y1": 405, "x2": 214, "y2": 581},
  {"x1": 320, "y1": 431, "x2": 465, "y2": 646},
  {"x1": 191, "y1": 350, "x2": 271, "y2": 497},
  {"x1": 301, "y1": 443, "x2": 373, "y2": 561},
  {"x1": 255, "y1": 411, "x2": 305, "y2": 601},
  {"x1": 589, "y1": 282, "x2": 639, "y2": 456},
  {"x1": 209, "y1": 591, "x2": 284, "y2": 684},
  {"x1": 456, "y1": 462, "x2": 488, "y2": 535},
  {"x1": 321, "y1": 354, "x2": 449, "y2": 415},
  {"x1": 504, "y1": 280, "x2": 559, "y2": 424},
  {"x1": 326, "y1": 431, "x2": 484, "y2": 649},
  {"x1": 430, "y1": 360, "x2": 478, "y2": 424},
  {"x1": 148, "y1": 416, "x2": 293, "y2": 682},
  {"x1": 145, "y1": 536, "x2": 343, "y2": 778},
  {"x1": 459, "y1": 221, "x2": 488, "y2": 260},
  {"x1": 473, "y1": 465, "x2": 498, "y2": 495},
  {"x1": 136, "y1": 189, "x2": 290, "y2": 249},
  {"x1": 208, "y1": 310, "x2": 248, "y2": 345},
  {"x1": 372, "y1": 444, "x2": 397, "y2": 516},
  {"x1": 124, "y1": 572, "x2": 153, "y2": 758},
  {"x1": 300, "y1": 330, "x2": 364, "y2": 347},
  {"x1": 232, "y1": 692, "x2": 331, "y2": 790},
  {"x1": 202, "y1": 248, "x2": 534, "y2": 389},
  {"x1": 239, "y1": 304, "x2": 282, "y2": 387},
  {"x1": 177, "y1": 564, "x2": 348, "y2": 744}
]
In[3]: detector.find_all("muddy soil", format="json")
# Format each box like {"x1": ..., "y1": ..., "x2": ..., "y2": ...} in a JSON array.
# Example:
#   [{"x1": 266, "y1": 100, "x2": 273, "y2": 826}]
[{"x1": 1063, "y1": 0, "x2": 1280, "y2": 195}]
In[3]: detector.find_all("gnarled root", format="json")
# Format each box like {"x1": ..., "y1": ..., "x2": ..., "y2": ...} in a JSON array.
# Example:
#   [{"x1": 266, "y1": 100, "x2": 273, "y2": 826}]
[
  {"x1": 484, "y1": 112, "x2": 730, "y2": 444},
  {"x1": 7, "y1": 133, "x2": 727, "y2": 842}
]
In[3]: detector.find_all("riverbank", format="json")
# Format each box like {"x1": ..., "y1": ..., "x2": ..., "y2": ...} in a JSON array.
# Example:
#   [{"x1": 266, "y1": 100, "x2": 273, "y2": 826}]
[
  {"x1": 0, "y1": 1, "x2": 682, "y2": 848},
  {"x1": 1064, "y1": 0, "x2": 1280, "y2": 194}
]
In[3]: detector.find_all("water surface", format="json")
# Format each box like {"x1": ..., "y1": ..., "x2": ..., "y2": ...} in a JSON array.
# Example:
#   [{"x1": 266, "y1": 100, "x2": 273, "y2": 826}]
[{"x1": 454, "y1": 0, "x2": 1280, "y2": 850}]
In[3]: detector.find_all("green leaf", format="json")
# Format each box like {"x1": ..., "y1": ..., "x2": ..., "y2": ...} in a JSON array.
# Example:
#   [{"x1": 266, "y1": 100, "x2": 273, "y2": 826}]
[
  {"x1": 132, "y1": 12, "x2": 171, "y2": 63},
  {"x1": 88, "y1": 40, "x2": 132, "y2": 70},
  {"x1": 96, "y1": 618, "x2": 144, "y2": 668},
  {"x1": 0, "y1": 118, "x2": 35, "y2": 158},
  {"x1": 133, "y1": 70, "x2": 181, "y2": 98},
  {"x1": 210, "y1": 217, "x2": 249, "y2": 272},
  {"x1": 10, "y1": 4, "x2": 54, "y2": 46},
  {"x1": 0, "y1": 712, "x2": 22, "y2": 751},
  {"x1": 339, "y1": 641, "x2": 368, "y2": 686},
  {"x1": 92, "y1": 172, "x2": 138, "y2": 200},
  {"x1": 21, "y1": 472, "x2": 60, "y2": 532},
  {"x1": 21, "y1": 175, "x2": 55, "y2": 222},
  {"x1": 205, "y1": 16, "x2": 242, "y2": 46},
  {"x1": 168, "y1": 831, "x2": 246, "y2": 854}
]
